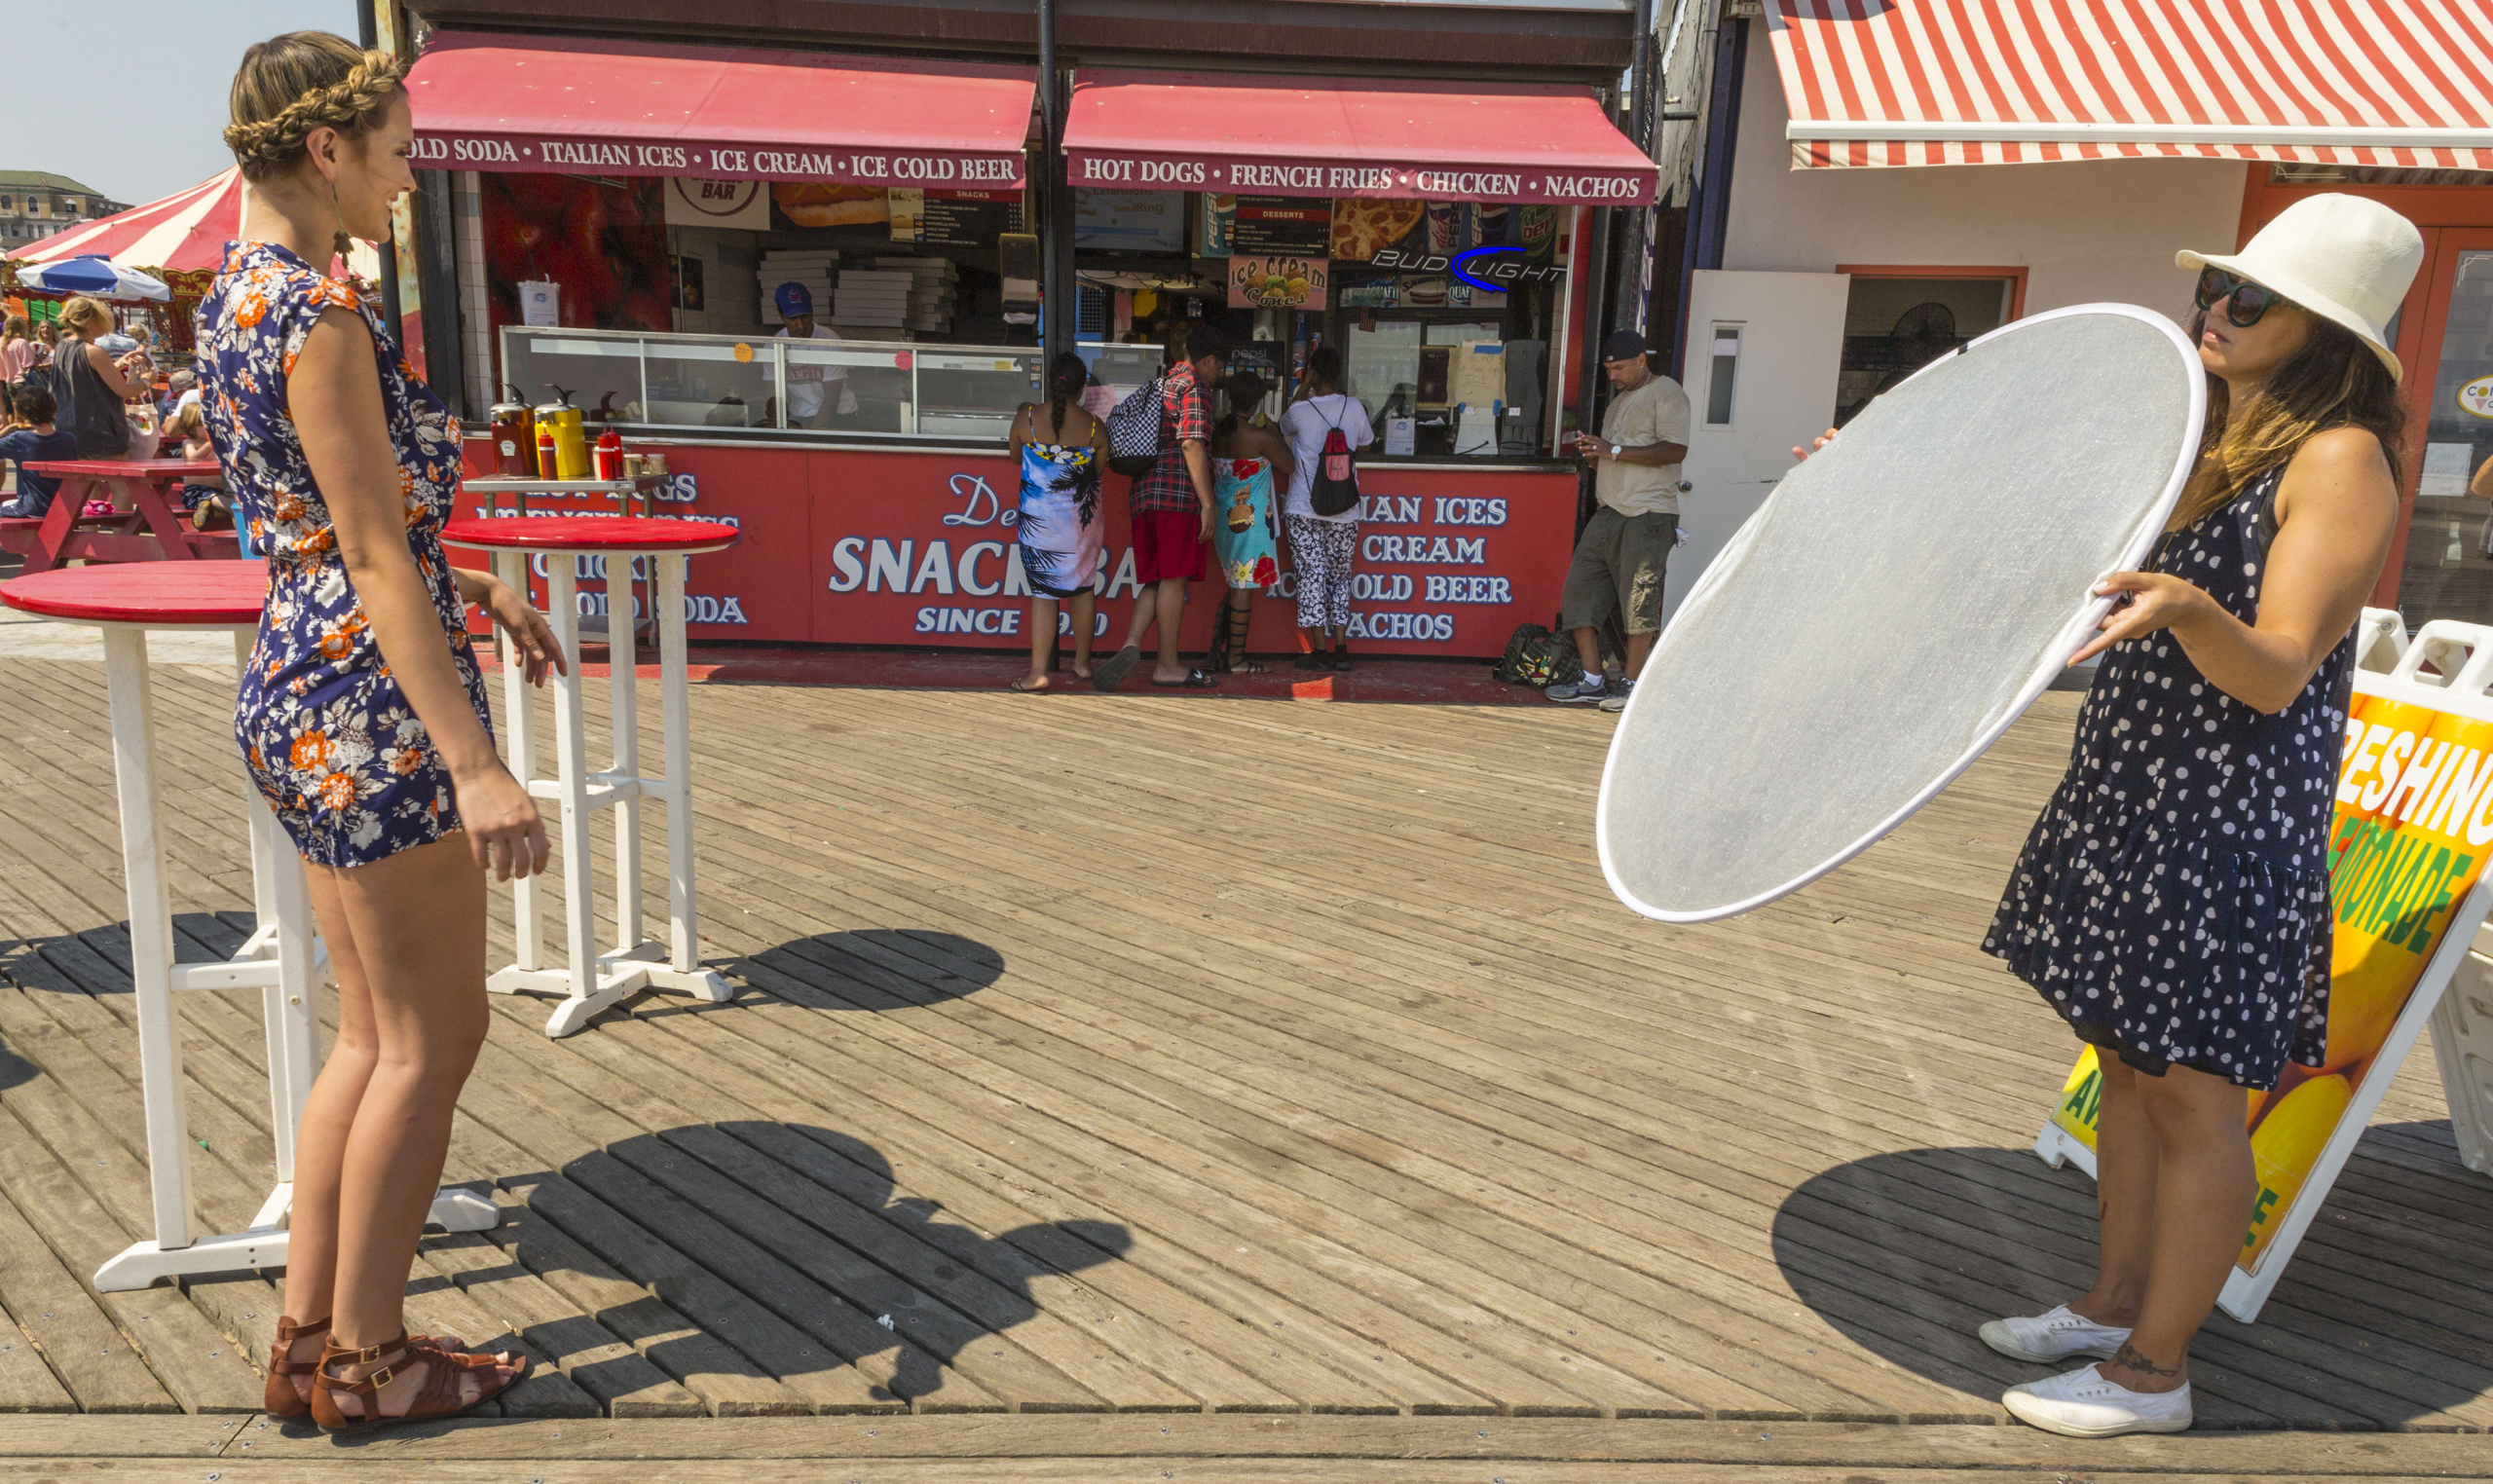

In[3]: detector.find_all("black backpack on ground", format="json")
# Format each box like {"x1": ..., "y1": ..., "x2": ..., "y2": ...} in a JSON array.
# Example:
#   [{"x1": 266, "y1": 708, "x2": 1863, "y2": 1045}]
[{"x1": 1494, "y1": 623, "x2": 1582, "y2": 687}]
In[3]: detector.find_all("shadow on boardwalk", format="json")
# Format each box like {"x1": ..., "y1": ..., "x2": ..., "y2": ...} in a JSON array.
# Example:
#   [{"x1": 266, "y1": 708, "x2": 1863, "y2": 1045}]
[
  {"x1": 1770, "y1": 1133, "x2": 2493, "y2": 1428},
  {"x1": 527, "y1": 1124, "x2": 1131, "y2": 1407}
]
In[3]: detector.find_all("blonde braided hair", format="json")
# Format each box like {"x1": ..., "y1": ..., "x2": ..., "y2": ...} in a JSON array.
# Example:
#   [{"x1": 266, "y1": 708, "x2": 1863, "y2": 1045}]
[{"x1": 224, "y1": 33, "x2": 406, "y2": 186}]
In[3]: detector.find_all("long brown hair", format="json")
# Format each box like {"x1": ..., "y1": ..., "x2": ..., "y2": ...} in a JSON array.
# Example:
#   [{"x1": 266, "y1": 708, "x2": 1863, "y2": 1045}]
[{"x1": 2167, "y1": 303, "x2": 2403, "y2": 532}]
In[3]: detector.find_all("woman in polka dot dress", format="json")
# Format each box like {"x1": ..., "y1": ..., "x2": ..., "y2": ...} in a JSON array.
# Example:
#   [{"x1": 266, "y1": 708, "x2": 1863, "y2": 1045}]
[{"x1": 1975, "y1": 197, "x2": 2424, "y2": 1437}]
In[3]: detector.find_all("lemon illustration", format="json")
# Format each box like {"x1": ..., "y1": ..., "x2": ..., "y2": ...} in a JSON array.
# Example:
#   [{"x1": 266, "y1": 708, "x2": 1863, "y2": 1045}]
[{"x1": 2243, "y1": 1072, "x2": 2352, "y2": 1266}]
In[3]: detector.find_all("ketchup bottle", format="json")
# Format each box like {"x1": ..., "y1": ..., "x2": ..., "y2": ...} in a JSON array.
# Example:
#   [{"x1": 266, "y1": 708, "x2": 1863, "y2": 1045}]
[
  {"x1": 594, "y1": 427, "x2": 624, "y2": 482},
  {"x1": 536, "y1": 424, "x2": 558, "y2": 481}
]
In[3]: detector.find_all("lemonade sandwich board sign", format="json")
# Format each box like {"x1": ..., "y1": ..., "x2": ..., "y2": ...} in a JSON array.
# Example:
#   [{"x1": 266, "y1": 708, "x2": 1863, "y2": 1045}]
[{"x1": 2033, "y1": 613, "x2": 2493, "y2": 1323}]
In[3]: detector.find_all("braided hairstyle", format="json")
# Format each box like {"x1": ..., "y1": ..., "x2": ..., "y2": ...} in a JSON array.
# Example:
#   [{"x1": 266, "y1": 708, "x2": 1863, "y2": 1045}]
[{"x1": 225, "y1": 33, "x2": 407, "y2": 258}]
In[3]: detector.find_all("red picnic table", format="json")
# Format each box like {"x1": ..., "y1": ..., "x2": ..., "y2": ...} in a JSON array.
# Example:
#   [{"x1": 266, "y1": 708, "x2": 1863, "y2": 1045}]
[{"x1": 0, "y1": 459, "x2": 239, "y2": 574}]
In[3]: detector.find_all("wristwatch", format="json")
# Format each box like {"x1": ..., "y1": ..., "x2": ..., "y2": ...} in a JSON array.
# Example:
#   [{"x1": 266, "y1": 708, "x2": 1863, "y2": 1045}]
[{"x1": 1609, "y1": 443, "x2": 1622, "y2": 459}]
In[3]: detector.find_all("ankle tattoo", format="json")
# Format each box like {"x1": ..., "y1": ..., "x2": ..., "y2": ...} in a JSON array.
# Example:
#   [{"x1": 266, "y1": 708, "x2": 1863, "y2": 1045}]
[{"x1": 2110, "y1": 1342, "x2": 2180, "y2": 1379}]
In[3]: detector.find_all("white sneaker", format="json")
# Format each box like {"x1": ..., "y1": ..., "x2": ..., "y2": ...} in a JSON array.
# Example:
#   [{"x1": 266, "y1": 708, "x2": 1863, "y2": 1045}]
[
  {"x1": 1979, "y1": 1304, "x2": 2131, "y2": 1364},
  {"x1": 2003, "y1": 1363, "x2": 2192, "y2": 1437}
]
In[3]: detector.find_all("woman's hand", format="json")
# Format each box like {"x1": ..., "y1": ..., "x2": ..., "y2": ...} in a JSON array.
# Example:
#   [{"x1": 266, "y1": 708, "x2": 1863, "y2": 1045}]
[
  {"x1": 480, "y1": 578, "x2": 567, "y2": 686},
  {"x1": 1791, "y1": 427, "x2": 1837, "y2": 463},
  {"x1": 2067, "y1": 571, "x2": 2217, "y2": 667},
  {"x1": 448, "y1": 759, "x2": 549, "y2": 881}
]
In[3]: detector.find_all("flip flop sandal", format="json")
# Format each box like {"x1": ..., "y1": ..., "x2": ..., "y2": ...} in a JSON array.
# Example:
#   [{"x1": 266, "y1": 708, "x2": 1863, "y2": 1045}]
[
  {"x1": 1151, "y1": 669, "x2": 1220, "y2": 689},
  {"x1": 1009, "y1": 676, "x2": 1050, "y2": 692},
  {"x1": 1093, "y1": 644, "x2": 1142, "y2": 692}
]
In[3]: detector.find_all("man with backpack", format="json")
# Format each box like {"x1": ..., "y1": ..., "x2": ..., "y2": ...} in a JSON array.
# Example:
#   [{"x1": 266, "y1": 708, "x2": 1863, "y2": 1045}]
[
  {"x1": 1095, "y1": 321, "x2": 1230, "y2": 690},
  {"x1": 1548, "y1": 329, "x2": 1692, "y2": 710}
]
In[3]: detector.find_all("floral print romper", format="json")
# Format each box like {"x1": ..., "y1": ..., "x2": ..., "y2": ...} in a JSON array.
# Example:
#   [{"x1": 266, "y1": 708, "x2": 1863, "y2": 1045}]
[{"x1": 197, "y1": 241, "x2": 491, "y2": 868}]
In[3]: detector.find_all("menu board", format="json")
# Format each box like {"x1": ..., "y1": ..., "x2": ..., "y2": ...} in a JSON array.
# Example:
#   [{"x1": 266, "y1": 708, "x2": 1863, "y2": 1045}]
[
  {"x1": 1233, "y1": 196, "x2": 1333, "y2": 256},
  {"x1": 890, "y1": 188, "x2": 1023, "y2": 248},
  {"x1": 1330, "y1": 201, "x2": 1560, "y2": 275},
  {"x1": 1075, "y1": 189, "x2": 1185, "y2": 252}
]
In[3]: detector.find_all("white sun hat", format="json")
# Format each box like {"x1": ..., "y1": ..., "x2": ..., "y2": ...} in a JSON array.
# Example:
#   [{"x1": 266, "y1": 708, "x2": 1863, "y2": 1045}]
[{"x1": 2177, "y1": 193, "x2": 2425, "y2": 382}]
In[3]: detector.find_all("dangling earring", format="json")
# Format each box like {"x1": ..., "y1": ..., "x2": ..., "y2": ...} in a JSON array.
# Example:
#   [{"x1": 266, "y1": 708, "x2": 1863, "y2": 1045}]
[{"x1": 328, "y1": 180, "x2": 353, "y2": 270}]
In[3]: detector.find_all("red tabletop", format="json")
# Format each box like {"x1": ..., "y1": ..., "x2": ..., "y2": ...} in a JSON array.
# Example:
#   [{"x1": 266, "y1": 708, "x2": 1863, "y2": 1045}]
[
  {"x1": 22, "y1": 459, "x2": 221, "y2": 480},
  {"x1": 440, "y1": 516, "x2": 741, "y2": 553},
  {"x1": 0, "y1": 560, "x2": 266, "y2": 627}
]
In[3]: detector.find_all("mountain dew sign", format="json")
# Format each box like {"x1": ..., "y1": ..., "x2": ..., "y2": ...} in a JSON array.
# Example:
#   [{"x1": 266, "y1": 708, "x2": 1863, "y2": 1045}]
[{"x1": 2034, "y1": 618, "x2": 2493, "y2": 1323}]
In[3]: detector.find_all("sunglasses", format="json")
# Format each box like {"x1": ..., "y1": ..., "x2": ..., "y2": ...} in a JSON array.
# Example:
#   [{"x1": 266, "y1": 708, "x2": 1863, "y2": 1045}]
[{"x1": 2194, "y1": 268, "x2": 2285, "y2": 328}]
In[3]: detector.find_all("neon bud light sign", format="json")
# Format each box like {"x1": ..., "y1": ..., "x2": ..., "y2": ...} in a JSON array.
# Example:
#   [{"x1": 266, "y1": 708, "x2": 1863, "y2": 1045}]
[{"x1": 1450, "y1": 245, "x2": 1528, "y2": 294}]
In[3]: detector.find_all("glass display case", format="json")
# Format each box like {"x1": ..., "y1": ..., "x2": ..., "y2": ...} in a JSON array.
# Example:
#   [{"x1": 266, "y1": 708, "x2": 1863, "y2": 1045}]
[{"x1": 502, "y1": 326, "x2": 1043, "y2": 442}]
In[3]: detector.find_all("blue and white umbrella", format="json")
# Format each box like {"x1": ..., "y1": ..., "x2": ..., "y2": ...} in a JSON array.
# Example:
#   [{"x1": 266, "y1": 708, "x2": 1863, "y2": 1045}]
[{"x1": 15, "y1": 255, "x2": 171, "y2": 303}]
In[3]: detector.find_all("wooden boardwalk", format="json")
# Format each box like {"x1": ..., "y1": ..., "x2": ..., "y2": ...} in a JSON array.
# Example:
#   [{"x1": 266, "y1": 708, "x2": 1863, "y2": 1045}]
[{"x1": 0, "y1": 645, "x2": 2487, "y2": 1473}]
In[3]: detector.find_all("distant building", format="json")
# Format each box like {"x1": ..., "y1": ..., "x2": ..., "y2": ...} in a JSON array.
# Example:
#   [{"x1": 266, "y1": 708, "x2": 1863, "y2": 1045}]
[{"x1": 0, "y1": 171, "x2": 130, "y2": 249}]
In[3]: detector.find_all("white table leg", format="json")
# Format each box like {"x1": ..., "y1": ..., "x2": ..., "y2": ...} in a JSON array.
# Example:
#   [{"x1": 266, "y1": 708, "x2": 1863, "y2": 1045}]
[
  {"x1": 496, "y1": 549, "x2": 540, "y2": 976},
  {"x1": 651, "y1": 557, "x2": 730, "y2": 1004},
  {"x1": 100, "y1": 629, "x2": 193, "y2": 1250},
  {"x1": 606, "y1": 554, "x2": 642, "y2": 953},
  {"x1": 546, "y1": 563, "x2": 596, "y2": 1016},
  {"x1": 659, "y1": 554, "x2": 696, "y2": 973}
]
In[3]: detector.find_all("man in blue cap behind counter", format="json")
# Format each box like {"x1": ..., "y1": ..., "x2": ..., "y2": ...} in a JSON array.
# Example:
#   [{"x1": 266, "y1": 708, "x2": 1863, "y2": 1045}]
[{"x1": 774, "y1": 280, "x2": 854, "y2": 428}]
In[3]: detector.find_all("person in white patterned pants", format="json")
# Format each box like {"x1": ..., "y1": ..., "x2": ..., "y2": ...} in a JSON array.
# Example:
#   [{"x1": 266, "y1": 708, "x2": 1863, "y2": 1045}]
[{"x1": 1279, "y1": 349, "x2": 1373, "y2": 672}]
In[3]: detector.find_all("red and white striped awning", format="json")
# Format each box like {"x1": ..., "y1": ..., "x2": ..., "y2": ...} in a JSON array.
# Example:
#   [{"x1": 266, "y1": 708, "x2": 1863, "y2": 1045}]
[
  {"x1": 1768, "y1": 0, "x2": 2493, "y2": 170},
  {"x1": 14, "y1": 169, "x2": 242, "y2": 272}
]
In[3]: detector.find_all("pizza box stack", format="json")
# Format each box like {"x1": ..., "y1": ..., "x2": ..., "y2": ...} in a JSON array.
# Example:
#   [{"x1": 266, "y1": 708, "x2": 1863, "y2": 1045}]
[
  {"x1": 877, "y1": 256, "x2": 959, "y2": 336},
  {"x1": 831, "y1": 268, "x2": 913, "y2": 330},
  {"x1": 761, "y1": 249, "x2": 838, "y2": 326}
]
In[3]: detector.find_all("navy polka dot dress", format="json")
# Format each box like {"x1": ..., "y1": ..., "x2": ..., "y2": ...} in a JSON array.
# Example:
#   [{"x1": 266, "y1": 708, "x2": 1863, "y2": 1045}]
[{"x1": 1984, "y1": 469, "x2": 2341, "y2": 1091}]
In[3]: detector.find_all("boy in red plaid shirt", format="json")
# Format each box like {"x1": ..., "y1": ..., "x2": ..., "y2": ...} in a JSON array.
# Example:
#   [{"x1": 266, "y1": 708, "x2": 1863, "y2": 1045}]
[{"x1": 1096, "y1": 321, "x2": 1230, "y2": 690}]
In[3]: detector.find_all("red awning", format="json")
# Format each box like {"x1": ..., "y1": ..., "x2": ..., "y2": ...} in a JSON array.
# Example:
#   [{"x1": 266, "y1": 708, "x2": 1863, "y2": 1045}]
[
  {"x1": 1768, "y1": 0, "x2": 2493, "y2": 170},
  {"x1": 404, "y1": 32, "x2": 1033, "y2": 188},
  {"x1": 1063, "y1": 70, "x2": 1656, "y2": 205}
]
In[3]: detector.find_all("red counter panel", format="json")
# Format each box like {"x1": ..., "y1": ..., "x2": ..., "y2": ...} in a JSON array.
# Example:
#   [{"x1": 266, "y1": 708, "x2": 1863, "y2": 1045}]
[{"x1": 461, "y1": 440, "x2": 1576, "y2": 656}]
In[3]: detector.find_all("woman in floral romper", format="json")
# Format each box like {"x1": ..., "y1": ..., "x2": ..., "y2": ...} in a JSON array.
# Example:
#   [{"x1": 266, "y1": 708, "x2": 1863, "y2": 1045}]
[{"x1": 198, "y1": 32, "x2": 564, "y2": 1431}]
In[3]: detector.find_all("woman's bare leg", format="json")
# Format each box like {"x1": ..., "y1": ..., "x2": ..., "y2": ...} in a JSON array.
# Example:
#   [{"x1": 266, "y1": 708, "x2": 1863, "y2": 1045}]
[
  {"x1": 1069, "y1": 591, "x2": 1097, "y2": 676},
  {"x1": 270, "y1": 863, "x2": 379, "y2": 1402},
  {"x1": 315, "y1": 833, "x2": 517, "y2": 1416},
  {"x1": 1018, "y1": 599, "x2": 1060, "y2": 689},
  {"x1": 2097, "y1": 1063, "x2": 2255, "y2": 1393},
  {"x1": 2069, "y1": 1054, "x2": 2157, "y2": 1328}
]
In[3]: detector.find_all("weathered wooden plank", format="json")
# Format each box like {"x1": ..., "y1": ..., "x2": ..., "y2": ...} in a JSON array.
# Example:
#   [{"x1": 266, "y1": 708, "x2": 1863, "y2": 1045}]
[
  {"x1": 0, "y1": 1137, "x2": 160, "y2": 1413},
  {"x1": 0, "y1": 1105, "x2": 262, "y2": 1413},
  {"x1": 415, "y1": 1228, "x2": 706, "y2": 1418},
  {"x1": 510, "y1": 1171, "x2": 909, "y2": 1416},
  {"x1": 142, "y1": 1412, "x2": 2493, "y2": 1468},
  {"x1": 476, "y1": 1184, "x2": 811, "y2": 1418}
]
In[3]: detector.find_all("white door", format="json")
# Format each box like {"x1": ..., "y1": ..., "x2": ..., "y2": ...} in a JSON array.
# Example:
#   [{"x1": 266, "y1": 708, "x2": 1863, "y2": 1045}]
[{"x1": 1664, "y1": 270, "x2": 1850, "y2": 631}]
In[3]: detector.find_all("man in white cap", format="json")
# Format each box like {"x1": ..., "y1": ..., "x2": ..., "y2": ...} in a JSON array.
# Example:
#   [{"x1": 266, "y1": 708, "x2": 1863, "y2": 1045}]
[
  {"x1": 1551, "y1": 328, "x2": 1692, "y2": 710},
  {"x1": 773, "y1": 281, "x2": 852, "y2": 428}
]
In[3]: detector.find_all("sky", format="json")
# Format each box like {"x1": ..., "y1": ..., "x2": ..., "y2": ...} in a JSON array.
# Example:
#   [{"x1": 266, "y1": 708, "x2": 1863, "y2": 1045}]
[{"x1": 14, "y1": 1, "x2": 362, "y2": 207}]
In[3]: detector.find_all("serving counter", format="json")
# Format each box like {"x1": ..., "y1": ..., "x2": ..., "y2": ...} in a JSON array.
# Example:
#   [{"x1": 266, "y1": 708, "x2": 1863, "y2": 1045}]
[{"x1": 469, "y1": 328, "x2": 1579, "y2": 657}]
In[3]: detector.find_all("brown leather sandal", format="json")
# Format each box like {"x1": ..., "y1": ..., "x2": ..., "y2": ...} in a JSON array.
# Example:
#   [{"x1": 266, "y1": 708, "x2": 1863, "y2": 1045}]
[
  {"x1": 309, "y1": 1330, "x2": 529, "y2": 1432},
  {"x1": 263, "y1": 1315, "x2": 329, "y2": 1418}
]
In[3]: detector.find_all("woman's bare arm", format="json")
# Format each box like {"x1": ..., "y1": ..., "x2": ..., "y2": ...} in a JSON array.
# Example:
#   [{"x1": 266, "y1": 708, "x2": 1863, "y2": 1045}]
[
  {"x1": 1260, "y1": 424, "x2": 1296, "y2": 488},
  {"x1": 2070, "y1": 427, "x2": 2397, "y2": 712},
  {"x1": 291, "y1": 306, "x2": 547, "y2": 876},
  {"x1": 84, "y1": 344, "x2": 139, "y2": 398}
]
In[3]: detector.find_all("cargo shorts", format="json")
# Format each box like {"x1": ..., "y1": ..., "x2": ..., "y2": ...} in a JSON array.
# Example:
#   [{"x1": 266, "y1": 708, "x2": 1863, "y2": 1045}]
[{"x1": 1560, "y1": 506, "x2": 1672, "y2": 635}]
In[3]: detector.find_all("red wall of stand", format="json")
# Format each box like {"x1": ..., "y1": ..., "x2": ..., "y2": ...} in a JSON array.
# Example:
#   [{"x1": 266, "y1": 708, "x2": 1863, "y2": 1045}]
[{"x1": 455, "y1": 439, "x2": 1576, "y2": 656}]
